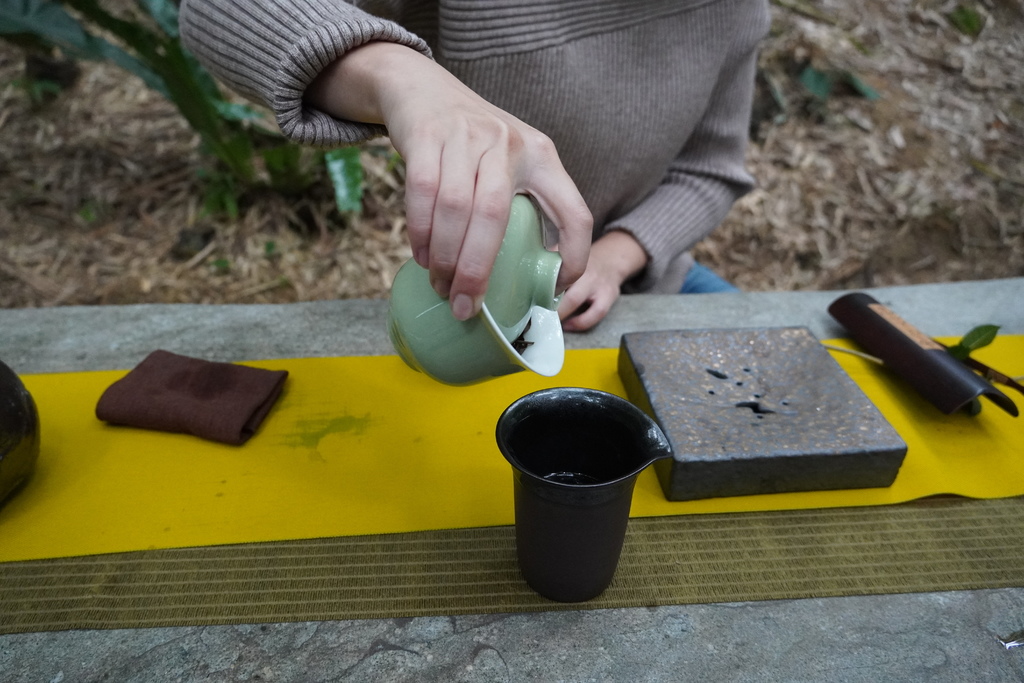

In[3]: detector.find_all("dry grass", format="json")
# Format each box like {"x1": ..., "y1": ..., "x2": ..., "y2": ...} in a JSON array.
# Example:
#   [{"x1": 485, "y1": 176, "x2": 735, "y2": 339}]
[
  {"x1": 704, "y1": 0, "x2": 1024, "y2": 292},
  {"x1": 1, "y1": 0, "x2": 1022, "y2": 309}
]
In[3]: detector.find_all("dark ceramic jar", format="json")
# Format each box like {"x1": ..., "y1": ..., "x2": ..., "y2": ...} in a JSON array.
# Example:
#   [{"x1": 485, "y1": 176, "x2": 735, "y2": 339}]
[{"x1": 0, "y1": 359, "x2": 39, "y2": 504}]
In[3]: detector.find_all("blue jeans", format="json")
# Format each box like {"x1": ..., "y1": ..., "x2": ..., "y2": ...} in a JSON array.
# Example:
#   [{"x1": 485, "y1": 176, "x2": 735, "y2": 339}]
[{"x1": 680, "y1": 263, "x2": 739, "y2": 294}]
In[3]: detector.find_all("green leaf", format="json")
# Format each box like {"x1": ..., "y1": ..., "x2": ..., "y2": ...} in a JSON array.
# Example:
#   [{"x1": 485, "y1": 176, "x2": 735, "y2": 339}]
[
  {"x1": 12, "y1": 75, "x2": 62, "y2": 105},
  {"x1": 840, "y1": 71, "x2": 880, "y2": 100},
  {"x1": 198, "y1": 168, "x2": 241, "y2": 219},
  {"x1": 959, "y1": 324, "x2": 1000, "y2": 352},
  {"x1": 136, "y1": 0, "x2": 179, "y2": 38},
  {"x1": 262, "y1": 145, "x2": 302, "y2": 176},
  {"x1": 3, "y1": 0, "x2": 269, "y2": 191},
  {"x1": 213, "y1": 100, "x2": 265, "y2": 122},
  {"x1": 157, "y1": 40, "x2": 254, "y2": 182},
  {"x1": 0, "y1": 0, "x2": 168, "y2": 96},
  {"x1": 175, "y1": 46, "x2": 224, "y2": 102},
  {"x1": 798, "y1": 66, "x2": 833, "y2": 101},
  {"x1": 325, "y1": 147, "x2": 364, "y2": 214},
  {"x1": 947, "y1": 324, "x2": 1000, "y2": 360},
  {"x1": 262, "y1": 144, "x2": 312, "y2": 194},
  {"x1": 0, "y1": 0, "x2": 85, "y2": 40},
  {"x1": 946, "y1": 345, "x2": 969, "y2": 361},
  {"x1": 77, "y1": 201, "x2": 98, "y2": 223},
  {"x1": 962, "y1": 398, "x2": 982, "y2": 416},
  {"x1": 947, "y1": 4, "x2": 984, "y2": 38}
]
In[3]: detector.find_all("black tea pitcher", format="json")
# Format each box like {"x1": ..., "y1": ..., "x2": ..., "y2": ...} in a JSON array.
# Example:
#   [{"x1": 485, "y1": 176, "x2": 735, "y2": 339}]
[{"x1": 496, "y1": 387, "x2": 672, "y2": 602}]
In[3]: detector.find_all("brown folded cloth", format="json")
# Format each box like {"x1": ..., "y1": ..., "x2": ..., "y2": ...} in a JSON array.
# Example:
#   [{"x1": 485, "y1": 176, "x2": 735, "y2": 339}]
[{"x1": 96, "y1": 350, "x2": 289, "y2": 445}]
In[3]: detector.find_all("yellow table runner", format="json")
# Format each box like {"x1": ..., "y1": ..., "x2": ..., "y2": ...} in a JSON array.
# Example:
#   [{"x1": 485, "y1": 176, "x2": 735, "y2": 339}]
[{"x1": 2, "y1": 337, "x2": 1021, "y2": 563}]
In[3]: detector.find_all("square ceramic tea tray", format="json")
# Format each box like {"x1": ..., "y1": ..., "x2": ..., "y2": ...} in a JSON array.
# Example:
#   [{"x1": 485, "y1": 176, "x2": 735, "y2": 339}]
[{"x1": 618, "y1": 327, "x2": 908, "y2": 502}]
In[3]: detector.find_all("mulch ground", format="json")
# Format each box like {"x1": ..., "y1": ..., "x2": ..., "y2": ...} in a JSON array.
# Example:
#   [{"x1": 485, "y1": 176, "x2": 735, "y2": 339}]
[{"x1": 1, "y1": 0, "x2": 1022, "y2": 309}]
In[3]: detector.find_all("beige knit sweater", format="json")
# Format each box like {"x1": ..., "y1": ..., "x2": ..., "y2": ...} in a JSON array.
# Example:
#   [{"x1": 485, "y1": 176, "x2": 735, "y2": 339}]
[{"x1": 179, "y1": 0, "x2": 770, "y2": 293}]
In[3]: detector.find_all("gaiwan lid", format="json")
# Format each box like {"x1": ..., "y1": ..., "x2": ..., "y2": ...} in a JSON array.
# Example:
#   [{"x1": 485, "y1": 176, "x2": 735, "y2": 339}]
[{"x1": 482, "y1": 195, "x2": 562, "y2": 343}]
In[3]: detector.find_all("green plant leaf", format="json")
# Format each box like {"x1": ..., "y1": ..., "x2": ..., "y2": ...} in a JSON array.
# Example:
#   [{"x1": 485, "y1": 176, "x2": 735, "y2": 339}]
[
  {"x1": 12, "y1": 75, "x2": 62, "y2": 105},
  {"x1": 262, "y1": 145, "x2": 302, "y2": 176},
  {"x1": 946, "y1": 346, "x2": 969, "y2": 360},
  {"x1": 0, "y1": 0, "x2": 86, "y2": 40},
  {"x1": 947, "y1": 324, "x2": 1000, "y2": 360},
  {"x1": 325, "y1": 147, "x2": 364, "y2": 214},
  {"x1": 262, "y1": 144, "x2": 312, "y2": 194},
  {"x1": 136, "y1": 0, "x2": 179, "y2": 38},
  {"x1": 77, "y1": 201, "x2": 98, "y2": 223},
  {"x1": 840, "y1": 71, "x2": 880, "y2": 100},
  {"x1": 157, "y1": 40, "x2": 254, "y2": 182},
  {"x1": 70, "y1": 0, "x2": 258, "y2": 182},
  {"x1": 0, "y1": 0, "x2": 167, "y2": 96},
  {"x1": 3, "y1": 0, "x2": 268, "y2": 190},
  {"x1": 175, "y1": 47, "x2": 224, "y2": 102},
  {"x1": 198, "y1": 167, "x2": 241, "y2": 219},
  {"x1": 962, "y1": 398, "x2": 982, "y2": 416},
  {"x1": 213, "y1": 100, "x2": 265, "y2": 122},
  {"x1": 947, "y1": 4, "x2": 984, "y2": 38},
  {"x1": 960, "y1": 324, "x2": 1000, "y2": 351},
  {"x1": 798, "y1": 65, "x2": 833, "y2": 100}
]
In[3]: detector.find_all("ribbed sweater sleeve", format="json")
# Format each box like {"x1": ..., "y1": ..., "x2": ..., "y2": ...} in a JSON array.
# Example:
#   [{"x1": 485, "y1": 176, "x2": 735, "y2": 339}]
[
  {"x1": 609, "y1": 20, "x2": 761, "y2": 294},
  {"x1": 178, "y1": 0, "x2": 432, "y2": 145}
]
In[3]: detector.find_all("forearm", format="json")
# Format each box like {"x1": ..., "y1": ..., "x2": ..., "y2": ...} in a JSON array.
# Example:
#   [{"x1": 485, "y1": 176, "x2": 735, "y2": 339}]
[
  {"x1": 181, "y1": 0, "x2": 592, "y2": 322},
  {"x1": 307, "y1": 33, "x2": 593, "y2": 321},
  {"x1": 306, "y1": 41, "x2": 390, "y2": 126},
  {"x1": 305, "y1": 41, "x2": 470, "y2": 130},
  {"x1": 178, "y1": 0, "x2": 430, "y2": 145}
]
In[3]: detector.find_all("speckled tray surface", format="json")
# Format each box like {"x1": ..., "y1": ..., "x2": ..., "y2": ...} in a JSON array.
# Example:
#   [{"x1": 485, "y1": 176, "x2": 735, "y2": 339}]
[{"x1": 619, "y1": 327, "x2": 908, "y2": 501}]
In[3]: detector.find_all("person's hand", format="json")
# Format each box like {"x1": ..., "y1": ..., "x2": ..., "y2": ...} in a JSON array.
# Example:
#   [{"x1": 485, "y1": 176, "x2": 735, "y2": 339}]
[
  {"x1": 307, "y1": 41, "x2": 592, "y2": 320},
  {"x1": 558, "y1": 230, "x2": 648, "y2": 332}
]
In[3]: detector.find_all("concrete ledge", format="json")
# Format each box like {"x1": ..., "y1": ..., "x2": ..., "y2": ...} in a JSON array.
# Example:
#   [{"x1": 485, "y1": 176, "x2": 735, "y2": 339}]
[
  {"x1": 2, "y1": 278, "x2": 1023, "y2": 682},
  {"x1": 1, "y1": 278, "x2": 1021, "y2": 374}
]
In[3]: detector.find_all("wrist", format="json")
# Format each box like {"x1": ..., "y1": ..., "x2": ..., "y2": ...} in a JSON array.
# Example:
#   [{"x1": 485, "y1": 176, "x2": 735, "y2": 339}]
[
  {"x1": 306, "y1": 41, "x2": 429, "y2": 125},
  {"x1": 592, "y1": 230, "x2": 648, "y2": 284}
]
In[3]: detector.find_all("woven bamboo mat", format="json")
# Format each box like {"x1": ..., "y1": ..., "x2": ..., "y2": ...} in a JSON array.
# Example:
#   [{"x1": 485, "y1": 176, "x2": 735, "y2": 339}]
[{"x1": 3, "y1": 496, "x2": 1022, "y2": 635}]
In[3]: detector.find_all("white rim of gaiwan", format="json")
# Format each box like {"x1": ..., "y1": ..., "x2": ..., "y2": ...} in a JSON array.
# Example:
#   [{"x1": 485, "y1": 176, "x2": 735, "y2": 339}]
[{"x1": 480, "y1": 303, "x2": 564, "y2": 377}]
